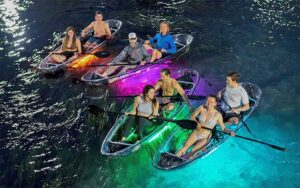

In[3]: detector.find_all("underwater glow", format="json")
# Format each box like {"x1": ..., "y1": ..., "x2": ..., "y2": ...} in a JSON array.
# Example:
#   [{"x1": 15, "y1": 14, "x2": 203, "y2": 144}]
[{"x1": 68, "y1": 54, "x2": 98, "y2": 69}]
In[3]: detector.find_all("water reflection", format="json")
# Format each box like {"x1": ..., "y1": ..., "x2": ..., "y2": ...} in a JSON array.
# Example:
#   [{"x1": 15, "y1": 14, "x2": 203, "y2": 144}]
[{"x1": 251, "y1": 0, "x2": 299, "y2": 35}]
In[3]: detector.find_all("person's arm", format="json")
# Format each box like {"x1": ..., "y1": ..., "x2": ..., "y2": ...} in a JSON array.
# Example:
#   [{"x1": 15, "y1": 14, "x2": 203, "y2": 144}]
[
  {"x1": 111, "y1": 47, "x2": 128, "y2": 64},
  {"x1": 154, "y1": 81, "x2": 162, "y2": 92},
  {"x1": 173, "y1": 80, "x2": 194, "y2": 112},
  {"x1": 81, "y1": 22, "x2": 94, "y2": 37},
  {"x1": 76, "y1": 38, "x2": 82, "y2": 54},
  {"x1": 105, "y1": 22, "x2": 112, "y2": 38},
  {"x1": 191, "y1": 105, "x2": 203, "y2": 130},
  {"x1": 150, "y1": 34, "x2": 158, "y2": 44},
  {"x1": 191, "y1": 105, "x2": 202, "y2": 121},
  {"x1": 125, "y1": 96, "x2": 140, "y2": 115},
  {"x1": 217, "y1": 88, "x2": 225, "y2": 100},
  {"x1": 164, "y1": 36, "x2": 177, "y2": 54},
  {"x1": 152, "y1": 100, "x2": 159, "y2": 117},
  {"x1": 217, "y1": 114, "x2": 235, "y2": 136},
  {"x1": 141, "y1": 46, "x2": 150, "y2": 65}
]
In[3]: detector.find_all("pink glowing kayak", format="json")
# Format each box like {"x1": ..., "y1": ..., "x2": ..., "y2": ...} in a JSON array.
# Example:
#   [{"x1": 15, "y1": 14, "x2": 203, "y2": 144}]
[
  {"x1": 38, "y1": 20, "x2": 122, "y2": 74},
  {"x1": 81, "y1": 34, "x2": 194, "y2": 85}
]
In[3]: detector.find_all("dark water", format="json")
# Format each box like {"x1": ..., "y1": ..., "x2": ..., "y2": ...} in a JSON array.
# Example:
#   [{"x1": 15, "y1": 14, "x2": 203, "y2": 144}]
[{"x1": 0, "y1": 0, "x2": 299, "y2": 187}]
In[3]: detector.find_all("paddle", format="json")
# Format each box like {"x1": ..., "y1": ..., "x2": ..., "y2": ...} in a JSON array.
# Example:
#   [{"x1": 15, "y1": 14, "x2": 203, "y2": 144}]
[
  {"x1": 201, "y1": 126, "x2": 287, "y2": 152},
  {"x1": 221, "y1": 98, "x2": 254, "y2": 137},
  {"x1": 83, "y1": 62, "x2": 141, "y2": 68},
  {"x1": 47, "y1": 51, "x2": 110, "y2": 58},
  {"x1": 108, "y1": 95, "x2": 207, "y2": 101},
  {"x1": 88, "y1": 105, "x2": 197, "y2": 130},
  {"x1": 200, "y1": 74, "x2": 212, "y2": 87}
]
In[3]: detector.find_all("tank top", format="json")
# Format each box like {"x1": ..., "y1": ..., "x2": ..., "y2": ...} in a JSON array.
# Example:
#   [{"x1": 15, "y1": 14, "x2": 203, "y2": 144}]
[{"x1": 137, "y1": 96, "x2": 153, "y2": 115}]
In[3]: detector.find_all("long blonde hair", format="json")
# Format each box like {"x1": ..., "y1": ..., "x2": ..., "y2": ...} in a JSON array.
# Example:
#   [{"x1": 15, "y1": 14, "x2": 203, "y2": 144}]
[
  {"x1": 62, "y1": 26, "x2": 77, "y2": 51},
  {"x1": 159, "y1": 21, "x2": 170, "y2": 33}
]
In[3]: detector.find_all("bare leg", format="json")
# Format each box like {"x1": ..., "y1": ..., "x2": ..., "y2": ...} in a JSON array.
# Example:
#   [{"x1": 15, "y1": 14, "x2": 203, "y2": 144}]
[
  {"x1": 150, "y1": 49, "x2": 160, "y2": 63},
  {"x1": 51, "y1": 54, "x2": 66, "y2": 63},
  {"x1": 190, "y1": 139, "x2": 208, "y2": 153},
  {"x1": 176, "y1": 130, "x2": 199, "y2": 157}
]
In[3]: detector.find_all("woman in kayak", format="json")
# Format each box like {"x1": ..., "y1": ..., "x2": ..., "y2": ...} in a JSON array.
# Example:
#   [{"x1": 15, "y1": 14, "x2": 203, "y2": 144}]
[
  {"x1": 50, "y1": 26, "x2": 82, "y2": 63},
  {"x1": 176, "y1": 95, "x2": 235, "y2": 158},
  {"x1": 121, "y1": 85, "x2": 159, "y2": 141},
  {"x1": 144, "y1": 21, "x2": 177, "y2": 63}
]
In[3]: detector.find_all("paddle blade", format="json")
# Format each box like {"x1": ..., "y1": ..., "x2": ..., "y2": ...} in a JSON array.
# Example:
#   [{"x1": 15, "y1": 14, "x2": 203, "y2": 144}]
[
  {"x1": 93, "y1": 51, "x2": 110, "y2": 58},
  {"x1": 269, "y1": 144, "x2": 288, "y2": 152},
  {"x1": 176, "y1": 120, "x2": 198, "y2": 130}
]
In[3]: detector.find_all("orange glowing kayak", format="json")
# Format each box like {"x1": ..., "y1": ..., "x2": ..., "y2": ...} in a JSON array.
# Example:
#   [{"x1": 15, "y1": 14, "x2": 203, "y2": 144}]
[{"x1": 38, "y1": 20, "x2": 122, "y2": 74}]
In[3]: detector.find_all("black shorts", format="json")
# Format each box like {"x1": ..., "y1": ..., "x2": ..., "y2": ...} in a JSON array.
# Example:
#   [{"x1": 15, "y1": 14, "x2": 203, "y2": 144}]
[
  {"x1": 222, "y1": 112, "x2": 241, "y2": 122},
  {"x1": 61, "y1": 51, "x2": 75, "y2": 59}
]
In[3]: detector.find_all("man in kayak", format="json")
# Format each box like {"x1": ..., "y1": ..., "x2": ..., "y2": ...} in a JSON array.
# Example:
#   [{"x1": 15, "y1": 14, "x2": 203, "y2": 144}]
[
  {"x1": 154, "y1": 68, "x2": 194, "y2": 112},
  {"x1": 81, "y1": 11, "x2": 112, "y2": 48},
  {"x1": 217, "y1": 72, "x2": 250, "y2": 124},
  {"x1": 144, "y1": 21, "x2": 177, "y2": 62},
  {"x1": 101, "y1": 32, "x2": 150, "y2": 79}
]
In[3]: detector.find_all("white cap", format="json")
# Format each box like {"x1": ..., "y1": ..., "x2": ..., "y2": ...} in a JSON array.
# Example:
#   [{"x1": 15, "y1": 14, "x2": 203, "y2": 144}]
[{"x1": 128, "y1": 32, "x2": 137, "y2": 39}]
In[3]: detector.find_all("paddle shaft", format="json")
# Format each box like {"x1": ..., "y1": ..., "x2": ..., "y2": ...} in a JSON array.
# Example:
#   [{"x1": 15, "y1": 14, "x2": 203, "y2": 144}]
[
  {"x1": 88, "y1": 106, "x2": 197, "y2": 129},
  {"x1": 221, "y1": 94, "x2": 254, "y2": 136},
  {"x1": 202, "y1": 126, "x2": 287, "y2": 151},
  {"x1": 108, "y1": 95, "x2": 206, "y2": 100}
]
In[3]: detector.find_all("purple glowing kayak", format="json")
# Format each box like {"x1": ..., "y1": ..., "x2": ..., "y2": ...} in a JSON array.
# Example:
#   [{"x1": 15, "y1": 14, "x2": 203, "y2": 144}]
[{"x1": 81, "y1": 34, "x2": 193, "y2": 85}]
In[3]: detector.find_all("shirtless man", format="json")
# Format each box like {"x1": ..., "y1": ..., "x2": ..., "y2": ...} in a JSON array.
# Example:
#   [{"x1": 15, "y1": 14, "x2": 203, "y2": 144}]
[
  {"x1": 81, "y1": 11, "x2": 112, "y2": 48},
  {"x1": 217, "y1": 72, "x2": 250, "y2": 124},
  {"x1": 154, "y1": 68, "x2": 193, "y2": 112}
]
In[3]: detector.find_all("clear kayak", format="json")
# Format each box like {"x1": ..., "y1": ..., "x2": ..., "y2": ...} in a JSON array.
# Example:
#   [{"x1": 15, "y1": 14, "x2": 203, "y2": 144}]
[
  {"x1": 100, "y1": 69, "x2": 200, "y2": 156},
  {"x1": 152, "y1": 82, "x2": 262, "y2": 170},
  {"x1": 81, "y1": 34, "x2": 194, "y2": 85},
  {"x1": 38, "y1": 19, "x2": 122, "y2": 74}
]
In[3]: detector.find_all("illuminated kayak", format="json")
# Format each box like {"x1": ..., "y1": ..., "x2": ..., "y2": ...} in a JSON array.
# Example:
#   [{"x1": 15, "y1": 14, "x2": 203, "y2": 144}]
[
  {"x1": 38, "y1": 19, "x2": 122, "y2": 73},
  {"x1": 81, "y1": 34, "x2": 194, "y2": 85},
  {"x1": 152, "y1": 82, "x2": 262, "y2": 170},
  {"x1": 101, "y1": 69, "x2": 200, "y2": 156}
]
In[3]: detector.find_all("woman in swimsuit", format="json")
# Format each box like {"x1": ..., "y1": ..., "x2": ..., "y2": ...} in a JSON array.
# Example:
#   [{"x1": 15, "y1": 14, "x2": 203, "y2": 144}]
[
  {"x1": 176, "y1": 95, "x2": 235, "y2": 158},
  {"x1": 122, "y1": 85, "x2": 159, "y2": 141},
  {"x1": 51, "y1": 26, "x2": 82, "y2": 63}
]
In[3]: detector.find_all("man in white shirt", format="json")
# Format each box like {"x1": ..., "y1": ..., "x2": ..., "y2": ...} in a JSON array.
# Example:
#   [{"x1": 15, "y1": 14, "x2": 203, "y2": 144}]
[{"x1": 217, "y1": 72, "x2": 249, "y2": 124}]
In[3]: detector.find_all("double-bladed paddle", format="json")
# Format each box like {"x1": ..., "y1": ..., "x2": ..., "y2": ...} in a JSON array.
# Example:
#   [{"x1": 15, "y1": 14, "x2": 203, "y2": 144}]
[
  {"x1": 108, "y1": 95, "x2": 207, "y2": 100},
  {"x1": 47, "y1": 51, "x2": 110, "y2": 58},
  {"x1": 201, "y1": 126, "x2": 287, "y2": 152},
  {"x1": 88, "y1": 105, "x2": 198, "y2": 130}
]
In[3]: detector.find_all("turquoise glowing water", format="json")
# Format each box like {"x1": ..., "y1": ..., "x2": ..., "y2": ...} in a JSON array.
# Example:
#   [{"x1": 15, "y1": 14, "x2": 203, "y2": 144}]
[{"x1": 0, "y1": 0, "x2": 299, "y2": 187}]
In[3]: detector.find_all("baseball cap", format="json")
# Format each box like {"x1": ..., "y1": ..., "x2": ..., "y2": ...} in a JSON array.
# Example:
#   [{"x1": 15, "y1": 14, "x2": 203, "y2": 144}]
[{"x1": 128, "y1": 32, "x2": 137, "y2": 40}]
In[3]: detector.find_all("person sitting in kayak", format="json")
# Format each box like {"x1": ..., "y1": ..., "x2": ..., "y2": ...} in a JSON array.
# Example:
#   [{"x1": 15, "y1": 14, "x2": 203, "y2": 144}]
[
  {"x1": 217, "y1": 72, "x2": 250, "y2": 124},
  {"x1": 176, "y1": 95, "x2": 235, "y2": 159},
  {"x1": 81, "y1": 11, "x2": 112, "y2": 48},
  {"x1": 144, "y1": 21, "x2": 177, "y2": 63},
  {"x1": 154, "y1": 68, "x2": 193, "y2": 112},
  {"x1": 121, "y1": 85, "x2": 159, "y2": 141},
  {"x1": 101, "y1": 32, "x2": 150, "y2": 78},
  {"x1": 50, "y1": 26, "x2": 82, "y2": 63}
]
